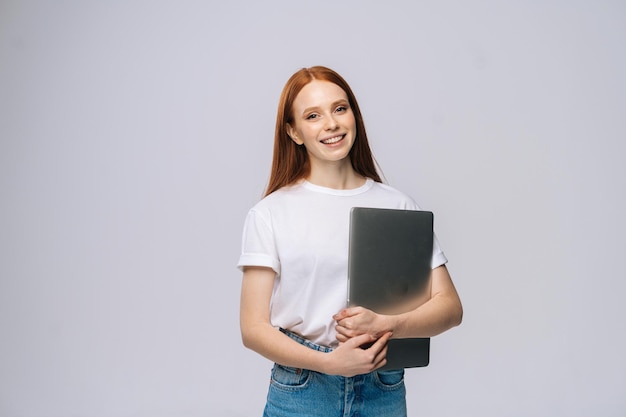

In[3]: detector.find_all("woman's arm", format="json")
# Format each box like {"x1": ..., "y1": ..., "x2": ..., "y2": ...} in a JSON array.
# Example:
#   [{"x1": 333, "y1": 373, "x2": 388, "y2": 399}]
[
  {"x1": 334, "y1": 265, "x2": 463, "y2": 341},
  {"x1": 240, "y1": 266, "x2": 393, "y2": 377}
]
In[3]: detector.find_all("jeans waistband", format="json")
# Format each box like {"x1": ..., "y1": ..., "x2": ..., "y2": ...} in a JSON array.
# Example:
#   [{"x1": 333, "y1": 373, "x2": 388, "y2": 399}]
[{"x1": 279, "y1": 328, "x2": 333, "y2": 353}]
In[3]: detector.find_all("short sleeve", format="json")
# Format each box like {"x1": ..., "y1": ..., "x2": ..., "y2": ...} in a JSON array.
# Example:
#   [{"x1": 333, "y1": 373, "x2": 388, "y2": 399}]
[
  {"x1": 237, "y1": 209, "x2": 281, "y2": 274},
  {"x1": 431, "y1": 233, "x2": 448, "y2": 269}
]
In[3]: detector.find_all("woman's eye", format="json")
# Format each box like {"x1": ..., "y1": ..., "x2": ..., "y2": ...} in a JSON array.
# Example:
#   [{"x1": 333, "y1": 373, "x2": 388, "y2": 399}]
[
  {"x1": 306, "y1": 113, "x2": 318, "y2": 120},
  {"x1": 336, "y1": 106, "x2": 347, "y2": 113}
]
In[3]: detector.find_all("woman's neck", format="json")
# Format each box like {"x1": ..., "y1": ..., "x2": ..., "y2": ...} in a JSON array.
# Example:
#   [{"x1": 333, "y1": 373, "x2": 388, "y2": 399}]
[{"x1": 305, "y1": 161, "x2": 366, "y2": 190}]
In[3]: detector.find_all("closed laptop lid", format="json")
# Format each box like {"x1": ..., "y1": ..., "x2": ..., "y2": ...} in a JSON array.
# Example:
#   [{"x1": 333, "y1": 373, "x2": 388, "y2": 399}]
[{"x1": 348, "y1": 207, "x2": 434, "y2": 369}]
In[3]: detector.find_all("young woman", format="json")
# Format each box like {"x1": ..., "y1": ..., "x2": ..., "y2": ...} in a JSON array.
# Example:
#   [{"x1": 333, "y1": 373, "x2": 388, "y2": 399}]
[{"x1": 238, "y1": 66, "x2": 462, "y2": 417}]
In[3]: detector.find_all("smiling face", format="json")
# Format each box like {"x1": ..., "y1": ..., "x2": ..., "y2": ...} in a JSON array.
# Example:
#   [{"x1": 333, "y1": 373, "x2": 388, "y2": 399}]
[{"x1": 286, "y1": 80, "x2": 357, "y2": 171}]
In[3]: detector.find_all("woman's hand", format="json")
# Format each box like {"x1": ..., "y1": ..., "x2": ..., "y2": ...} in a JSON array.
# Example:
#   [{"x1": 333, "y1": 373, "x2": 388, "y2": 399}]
[
  {"x1": 324, "y1": 331, "x2": 392, "y2": 377},
  {"x1": 333, "y1": 307, "x2": 392, "y2": 343}
]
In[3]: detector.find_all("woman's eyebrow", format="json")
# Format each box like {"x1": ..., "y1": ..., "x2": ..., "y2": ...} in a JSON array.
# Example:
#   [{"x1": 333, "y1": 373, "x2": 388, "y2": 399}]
[
  {"x1": 301, "y1": 105, "x2": 321, "y2": 115},
  {"x1": 301, "y1": 100, "x2": 349, "y2": 115}
]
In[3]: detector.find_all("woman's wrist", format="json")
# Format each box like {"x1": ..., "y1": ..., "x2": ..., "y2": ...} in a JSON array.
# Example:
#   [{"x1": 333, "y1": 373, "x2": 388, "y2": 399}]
[
  {"x1": 383, "y1": 312, "x2": 406, "y2": 339},
  {"x1": 316, "y1": 349, "x2": 333, "y2": 374}
]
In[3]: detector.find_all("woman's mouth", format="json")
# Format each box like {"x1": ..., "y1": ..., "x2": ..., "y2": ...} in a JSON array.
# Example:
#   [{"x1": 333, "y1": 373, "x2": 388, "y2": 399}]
[{"x1": 321, "y1": 135, "x2": 344, "y2": 145}]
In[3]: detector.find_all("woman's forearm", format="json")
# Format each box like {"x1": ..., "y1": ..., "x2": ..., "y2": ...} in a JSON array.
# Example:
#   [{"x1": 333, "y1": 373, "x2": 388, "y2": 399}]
[
  {"x1": 387, "y1": 292, "x2": 463, "y2": 338},
  {"x1": 241, "y1": 321, "x2": 331, "y2": 373},
  {"x1": 388, "y1": 265, "x2": 463, "y2": 338}
]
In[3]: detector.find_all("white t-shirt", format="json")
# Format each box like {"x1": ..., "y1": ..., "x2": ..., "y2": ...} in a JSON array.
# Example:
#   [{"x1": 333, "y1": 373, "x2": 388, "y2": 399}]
[{"x1": 237, "y1": 178, "x2": 447, "y2": 347}]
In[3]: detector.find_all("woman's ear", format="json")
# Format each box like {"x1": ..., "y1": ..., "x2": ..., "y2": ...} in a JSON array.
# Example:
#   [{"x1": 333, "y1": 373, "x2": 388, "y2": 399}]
[{"x1": 286, "y1": 124, "x2": 304, "y2": 145}]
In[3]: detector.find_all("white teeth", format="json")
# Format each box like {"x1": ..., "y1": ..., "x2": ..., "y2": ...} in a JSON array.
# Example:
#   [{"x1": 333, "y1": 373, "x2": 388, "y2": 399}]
[{"x1": 322, "y1": 135, "x2": 343, "y2": 144}]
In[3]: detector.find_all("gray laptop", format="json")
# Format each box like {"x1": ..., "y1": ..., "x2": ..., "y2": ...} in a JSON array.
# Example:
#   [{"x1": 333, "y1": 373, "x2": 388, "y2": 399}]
[{"x1": 348, "y1": 207, "x2": 433, "y2": 370}]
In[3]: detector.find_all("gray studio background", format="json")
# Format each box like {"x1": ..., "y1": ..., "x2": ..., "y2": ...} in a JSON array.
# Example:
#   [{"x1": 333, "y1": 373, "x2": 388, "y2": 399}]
[{"x1": 1, "y1": 1, "x2": 625, "y2": 416}]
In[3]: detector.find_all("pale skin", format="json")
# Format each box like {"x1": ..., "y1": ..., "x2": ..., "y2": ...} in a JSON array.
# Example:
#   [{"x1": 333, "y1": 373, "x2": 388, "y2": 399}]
[
  {"x1": 241, "y1": 266, "x2": 392, "y2": 377},
  {"x1": 333, "y1": 265, "x2": 462, "y2": 342},
  {"x1": 240, "y1": 80, "x2": 463, "y2": 377}
]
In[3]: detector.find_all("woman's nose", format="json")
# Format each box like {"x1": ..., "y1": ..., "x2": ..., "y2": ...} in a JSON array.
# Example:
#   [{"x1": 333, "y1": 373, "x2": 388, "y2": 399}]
[{"x1": 325, "y1": 115, "x2": 339, "y2": 130}]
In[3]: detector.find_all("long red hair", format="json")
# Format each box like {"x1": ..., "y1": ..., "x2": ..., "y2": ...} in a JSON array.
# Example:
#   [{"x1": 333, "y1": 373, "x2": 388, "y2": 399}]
[{"x1": 265, "y1": 66, "x2": 382, "y2": 196}]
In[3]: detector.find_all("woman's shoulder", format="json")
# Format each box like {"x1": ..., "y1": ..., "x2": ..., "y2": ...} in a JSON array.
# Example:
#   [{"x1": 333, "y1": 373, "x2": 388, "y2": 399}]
[
  {"x1": 370, "y1": 180, "x2": 416, "y2": 199},
  {"x1": 368, "y1": 181, "x2": 421, "y2": 210},
  {"x1": 249, "y1": 182, "x2": 303, "y2": 211}
]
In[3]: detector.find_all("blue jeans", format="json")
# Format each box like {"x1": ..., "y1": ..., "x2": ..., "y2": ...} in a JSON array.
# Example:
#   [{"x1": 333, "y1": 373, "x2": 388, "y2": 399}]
[{"x1": 263, "y1": 329, "x2": 407, "y2": 417}]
